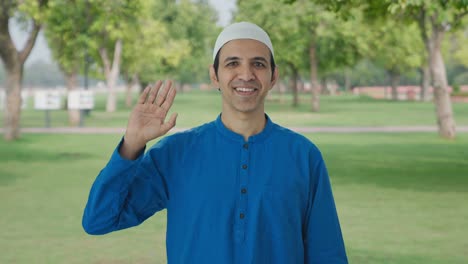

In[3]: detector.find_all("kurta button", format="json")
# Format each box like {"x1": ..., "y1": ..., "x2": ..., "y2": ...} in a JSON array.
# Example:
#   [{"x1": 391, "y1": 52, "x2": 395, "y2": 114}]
[
  {"x1": 240, "y1": 213, "x2": 245, "y2": 219},
  {"x1": 241, "y1": 188, "x2": 247, "y2": 194},
  {"x1": 242, "y1": 164, "x2": 248, "y2": 169},
  {"x1": 243, "y1": 143, "x2": 249, "y2": 149}
]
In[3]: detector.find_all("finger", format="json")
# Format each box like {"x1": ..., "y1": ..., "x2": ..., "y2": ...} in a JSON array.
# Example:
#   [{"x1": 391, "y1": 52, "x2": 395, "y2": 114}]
[
  {"x1": 155, "y1": 80, "x2": 172, "y2": 106},
  {"x1": 160, "y1": 86, "x2": 177, "y2": 113},
  {"x1": 147, "y1": 80, "x2": 163, "y2": 104},
  {"x1": 138, "y1": 86, "x2": 151, "y2": 104},
  {"x1": 161, "y1": 112, "x2": 178, "y2": 134}
]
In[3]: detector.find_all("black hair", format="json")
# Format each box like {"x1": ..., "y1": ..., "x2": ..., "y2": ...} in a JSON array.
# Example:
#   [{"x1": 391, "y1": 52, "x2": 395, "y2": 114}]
[{"x1": 213, "y1": 50, "x2": 276, "y2": 80}]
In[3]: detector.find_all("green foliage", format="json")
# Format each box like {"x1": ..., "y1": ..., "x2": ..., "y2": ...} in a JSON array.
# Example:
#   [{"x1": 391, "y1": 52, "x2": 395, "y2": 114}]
[
  {"x1": 16, "y1": 0, "x2": 49, "y2": 23},
  {"x1": 448, "y1": 25, "x2": 468, "y2": 68},
  {"x1": 453, "y1": 71, "x2": 468, "y2": 86},
  {"x1": 236, "y1": 0, "x2": 365, "y2": 80},
  {"x1": 153, "y1": 0, "x2": 219, "y2": 84},
  {"x1": 86, "y1": 0, "x2": 143, "y2": 71},
  {"x1": 389, "y1": 0, "x2": 468, "y2": 28},
  {"x1": 367, "y1": 19, "x2": 423, "y2": 75},
  {"x1": 119, "y1": 0, "x2": 219, "y2": 84},
  {"x1": 45, "y1": 0, "x2": 90, "y2": 74},
  {"x1": 236, "y1": 0, "x2": 307, "y2": 76},
  {"x1": 44, "y1": 0, "x2": 216, "y2": 85},
  {"x1": 43, "y1": 0, "x2": 145, "y2": 81},
  {"x1": 120, "y1": 1, "x2": 190, "y2": 84}
]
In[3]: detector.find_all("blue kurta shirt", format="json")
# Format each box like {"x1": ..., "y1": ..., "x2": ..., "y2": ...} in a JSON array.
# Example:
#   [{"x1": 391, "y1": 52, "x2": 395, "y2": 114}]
[{"x1": 83, "y1": 115, "x2": 348, "y2": 263}]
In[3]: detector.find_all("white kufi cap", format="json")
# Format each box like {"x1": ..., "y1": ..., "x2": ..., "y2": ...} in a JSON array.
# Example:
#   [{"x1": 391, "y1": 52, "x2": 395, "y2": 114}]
[{"x1": 213, "y1": 22, "x2": 274, "y2": 61}]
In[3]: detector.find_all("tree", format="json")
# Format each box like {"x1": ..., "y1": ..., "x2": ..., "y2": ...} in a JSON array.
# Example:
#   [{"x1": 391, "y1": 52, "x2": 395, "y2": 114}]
[
  {"x1": 445, "y1": 24, "x2": 468, "y2": 69},
  {"x1": 441, "y1": 25, "x2": 468, "y2": 89},
  {"x1": 147, "y1": 0, "x2": 219, "y2": 89},
  {"x1": 120, "y1": 0, "x2": 190, "y2": 93},
  {"x1": 44, "y1": 0, "x2": 89, "y2": 126},
  {"x1": 45, "y1": 0, "x2": 144, "y2": 116},
  {"x1": 237, "y1": 0, "x2": 365, "y2": 110},
  {"x1": 81, "y1": 0, "x2": 144, "y2": 113},
  {"x1": 388, "y1": 0, "x2": 468, "y2": 139},
  {"x1": 0, "y1": 0, "x2": 48, "y2": 140},
  {"x1": 311, "y1": 0, "x2": 467, "y2": 139},
  {"x1": 119, "y1": 0, "x2": 219, "y2": 100},
  {"x1": 237, "y1": 0, "x2": 308, "y2": 107},
  {"x1": 367, "y1": 20, "x2": 422, "y2": 100}
]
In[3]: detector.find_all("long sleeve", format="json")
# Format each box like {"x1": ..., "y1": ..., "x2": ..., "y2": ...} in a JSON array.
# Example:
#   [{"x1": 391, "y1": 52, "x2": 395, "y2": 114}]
[
  {"x1": 82, "y1": 139, "x2": 169, "y2": 235},
  {"x1": 303, "y1": 150, "x2": 348, "y2": 263}
]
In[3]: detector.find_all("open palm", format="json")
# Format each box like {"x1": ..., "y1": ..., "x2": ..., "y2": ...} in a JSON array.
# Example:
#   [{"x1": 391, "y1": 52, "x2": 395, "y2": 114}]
[{"x1": 125, "y1": 80, "x2": 178, "y2": 149}]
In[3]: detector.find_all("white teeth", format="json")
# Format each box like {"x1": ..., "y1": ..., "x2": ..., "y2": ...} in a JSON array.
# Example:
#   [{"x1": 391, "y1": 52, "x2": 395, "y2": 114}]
[{"x1": 235, "y1": 87, "x2": 255, "y2": 92}]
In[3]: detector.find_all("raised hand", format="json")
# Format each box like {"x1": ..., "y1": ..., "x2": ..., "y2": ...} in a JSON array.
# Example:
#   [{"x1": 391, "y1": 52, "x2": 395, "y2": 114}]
[{"x1": 120, "y1": 80, "x2": 178, "y2": 159}]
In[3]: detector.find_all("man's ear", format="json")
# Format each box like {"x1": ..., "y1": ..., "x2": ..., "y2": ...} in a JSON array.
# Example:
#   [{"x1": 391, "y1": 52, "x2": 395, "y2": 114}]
[
  {"x1": 270, "y1": 67, "x2": 279, "y2": 90},
  {"x1": 209, "y1": 65, "x2": 219, "y2": 88}
]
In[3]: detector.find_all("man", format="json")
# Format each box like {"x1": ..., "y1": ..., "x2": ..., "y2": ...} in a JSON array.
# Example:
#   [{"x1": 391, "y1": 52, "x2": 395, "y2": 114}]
[{"x1": 83, "y1": 22, "x2": 348, "y2": 263}]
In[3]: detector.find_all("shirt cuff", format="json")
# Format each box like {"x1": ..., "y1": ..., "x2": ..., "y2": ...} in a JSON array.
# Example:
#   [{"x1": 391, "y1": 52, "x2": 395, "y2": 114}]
[{"x1": 110, "y1": 137, "x2": 146, "y2": 164}]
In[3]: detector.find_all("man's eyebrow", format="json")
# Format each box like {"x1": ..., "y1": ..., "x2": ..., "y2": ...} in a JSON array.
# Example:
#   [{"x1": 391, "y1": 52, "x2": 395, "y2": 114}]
[
  {"x1": 252, "y1": 57, "x2": 268, "y2": 62},
  {"x1": 224, "y1": 56, "x2": 241, "y2": 63},
  {"x1": 223, "y1": 56, "x2": 269, "y2": 63}
]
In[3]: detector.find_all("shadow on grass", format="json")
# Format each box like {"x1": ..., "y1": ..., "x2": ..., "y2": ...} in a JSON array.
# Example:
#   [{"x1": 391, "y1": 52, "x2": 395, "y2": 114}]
[
  {"x1": 0, "y1": 169, "x2": 27, "y2": 186},
  {"x1": 0, "y1": 148, "x2": 95, "y2": 162},
  {"x1": 348, "y1": 248, "x2": 464, "y2": 264},
  {"x1": 0, "y1": 137, "x2": 96, "y2": 186},
  {"x1": 324, "y1": 142, "x2": 468, "y2": 193},
  {"x1": 266, "y1": 94, "x2": 429, "y2": 113}
]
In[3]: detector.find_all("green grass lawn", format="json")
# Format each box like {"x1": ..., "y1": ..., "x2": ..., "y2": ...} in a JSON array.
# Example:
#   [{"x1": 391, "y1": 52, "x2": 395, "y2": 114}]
[
  {"x1": 1, "y1": 133, "x2": 467, "y2": 263},
  {"x1": 6, "y1": 90, "x2": 468, "y2": 128}
]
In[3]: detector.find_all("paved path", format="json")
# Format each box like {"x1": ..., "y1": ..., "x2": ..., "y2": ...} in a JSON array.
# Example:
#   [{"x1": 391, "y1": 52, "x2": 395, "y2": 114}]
[{"x1": 2, "y1": 126, "x2": 468, "y2": 134}]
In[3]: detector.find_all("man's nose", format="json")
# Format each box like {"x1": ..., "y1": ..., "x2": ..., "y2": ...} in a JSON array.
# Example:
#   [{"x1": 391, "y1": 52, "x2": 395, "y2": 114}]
[{"x1": 237, "y1": 65, "x2": 255, "y2": 81}]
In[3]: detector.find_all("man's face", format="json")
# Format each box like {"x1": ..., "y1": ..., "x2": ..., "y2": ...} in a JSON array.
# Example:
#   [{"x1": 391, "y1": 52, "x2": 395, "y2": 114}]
[{"x1": 210, "y1": 39, "x2": 278, "y2": 116}]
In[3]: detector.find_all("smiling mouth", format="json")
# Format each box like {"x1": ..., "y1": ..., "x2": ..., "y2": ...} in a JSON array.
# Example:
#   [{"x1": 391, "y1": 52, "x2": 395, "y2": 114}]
[{"x1": 234, "y1": 87, "x2": 258, "y2": 95}]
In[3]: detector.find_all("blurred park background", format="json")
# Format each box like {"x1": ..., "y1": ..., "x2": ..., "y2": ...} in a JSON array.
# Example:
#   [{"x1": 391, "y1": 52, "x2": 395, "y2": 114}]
[{"x1": 1, "y1": 0, "x2": 468, "y2": 263}]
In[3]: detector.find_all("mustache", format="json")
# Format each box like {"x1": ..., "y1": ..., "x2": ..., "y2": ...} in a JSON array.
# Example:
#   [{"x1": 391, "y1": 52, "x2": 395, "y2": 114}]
[{"x1": 231, "y1": 80, "x2": 260, "y2": 89}]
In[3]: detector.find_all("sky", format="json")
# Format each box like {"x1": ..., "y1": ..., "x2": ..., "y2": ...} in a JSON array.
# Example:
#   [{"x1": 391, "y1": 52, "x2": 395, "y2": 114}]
[{"x1": 10, "y1": 0, "x2": 236, "y2": 66}]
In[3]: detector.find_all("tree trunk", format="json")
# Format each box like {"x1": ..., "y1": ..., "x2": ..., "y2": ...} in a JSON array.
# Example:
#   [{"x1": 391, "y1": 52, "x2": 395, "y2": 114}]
[
  {"x1": 99, "y1": 39, "x2": 122, "y2": 113},
  {"x1": 309, "y1": 41, "x2": 320, "y2": 112},
  {"x1": 123, "y1": 72, "x2": 136, "y2": 108},
  {"x1": 4, "y1": 66, "x2": 23, "y2": 140},
  {"x1": 125, "y1": 74, "x2": 139, "y2": 108},
  {"x1": 321, "y1": 78, "x2": 327, "y2": 95},
  {"x1": 174, "y1": 82, "x2": 182, "y2": 93},
  {"x1": 0, "y1": 12, "x2": 42, "y2": 140},
  {"x1": 140, "y1": 80, "x2": 149, "y2": 93},
  {"x1": 344, "y1": 68, "x2": 352, "y2": 92},
  {"x1": 291, "y1": 68, "x2": 299, "y2": 107},
  {"x1": 419, "y1": 60, "x2": 431, "y2": 101},
  {"x1": 65, "y1": 71, "x2": 80, "y2": 126},
  {"x1": 278, "y1": 81, "x2": 286, "y2": 104},
  {"x1": 417, "y1": 9, "x2": 431, "y2": 102},
  {"x1": 429, "y1": 27, "x2": 456, "y2": 139},
  {"x1": 288, "y1": 63, "x2": 299, "y2": 107},
  {"x1": 417, "y1": 9, "x2": 455, "y2": 138},
  {"x1": 389, "y1": 71, "x2": 400, "y2": 101},
  {"x1": 298, "y1": 79, "x2": 304, "y2": 95}
]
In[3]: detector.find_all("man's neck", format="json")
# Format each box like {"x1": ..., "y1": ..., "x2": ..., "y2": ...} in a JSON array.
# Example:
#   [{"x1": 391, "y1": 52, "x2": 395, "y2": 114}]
[{"x1": 221, "y1": 111, "x2": 266, "y2": 142}]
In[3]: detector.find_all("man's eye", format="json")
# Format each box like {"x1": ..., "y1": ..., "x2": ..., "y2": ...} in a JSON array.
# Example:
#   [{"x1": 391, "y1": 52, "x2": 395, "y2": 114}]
[
  {"x1": 254, "y1": 62, "x2": 266, "y2": 68},
  {"x1": 226, "y1": 61, "x2": 238, "y2": 67}
]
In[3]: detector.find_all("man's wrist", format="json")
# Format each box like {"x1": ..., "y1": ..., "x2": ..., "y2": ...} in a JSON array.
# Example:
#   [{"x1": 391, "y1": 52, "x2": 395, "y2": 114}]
[{"x1": 120, "y1": 135, "x2": 146, "y2": 160}]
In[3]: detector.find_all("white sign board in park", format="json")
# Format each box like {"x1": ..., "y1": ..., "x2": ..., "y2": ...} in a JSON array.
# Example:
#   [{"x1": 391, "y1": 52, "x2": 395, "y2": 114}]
[
  {"x1": 68, "y1": 90, "x2": 94, "y2": 110},
  {"x1": 34, "y1": 90, "x2": 62, "y2": 110}
]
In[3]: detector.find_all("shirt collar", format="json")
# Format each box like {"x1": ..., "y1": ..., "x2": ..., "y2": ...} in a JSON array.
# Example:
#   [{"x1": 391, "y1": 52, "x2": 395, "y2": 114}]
[{"x1": 215, "y1": 113, "x2": 274, "y2": 143}]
